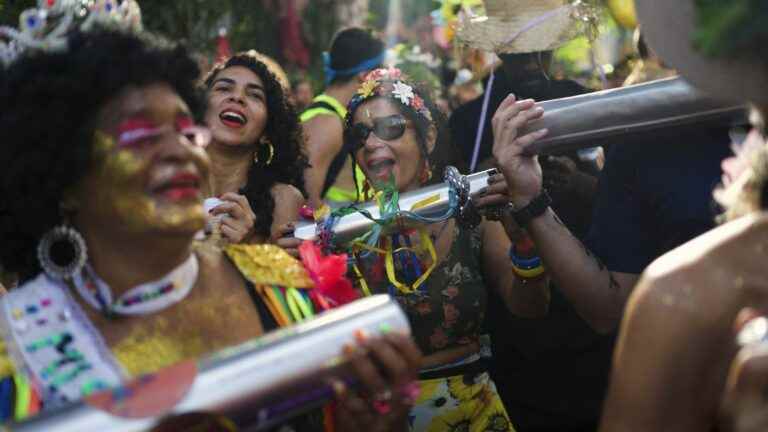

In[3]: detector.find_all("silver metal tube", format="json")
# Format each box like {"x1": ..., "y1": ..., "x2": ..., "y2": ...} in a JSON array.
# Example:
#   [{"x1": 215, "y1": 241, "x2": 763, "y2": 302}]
[
  {"x1": 7, "y1": 295, "x2": 410, "y2": 432},
  {"x1": 521, "y1": 76, "x2": 747, "y2": 155},
  {"x1": 294, "y1": 167, "x2": 497, "y2": 243}
]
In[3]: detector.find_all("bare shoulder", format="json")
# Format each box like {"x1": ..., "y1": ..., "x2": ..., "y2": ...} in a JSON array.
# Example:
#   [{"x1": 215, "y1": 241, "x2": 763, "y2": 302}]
[
  {"x1": 602, "y1": 214, "x2": 768, "y2": 431},
  {"x1": 302, "y1": 114, "x2": 343, "y2": 148},
  {"x1": 636, "y1": 213, "x2": 768, "y2": 320}
]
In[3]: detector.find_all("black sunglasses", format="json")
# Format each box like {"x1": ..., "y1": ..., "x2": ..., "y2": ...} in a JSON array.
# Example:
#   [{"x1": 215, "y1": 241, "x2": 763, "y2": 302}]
[{"x1": 350, "y1": 115, "x2": 407, "y2": 150}]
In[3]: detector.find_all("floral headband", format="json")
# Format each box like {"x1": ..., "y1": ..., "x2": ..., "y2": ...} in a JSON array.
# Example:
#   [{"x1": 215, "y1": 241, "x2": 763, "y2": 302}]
[{"x1": 347, "y1": 68, "x2": 433, "y2": 124}]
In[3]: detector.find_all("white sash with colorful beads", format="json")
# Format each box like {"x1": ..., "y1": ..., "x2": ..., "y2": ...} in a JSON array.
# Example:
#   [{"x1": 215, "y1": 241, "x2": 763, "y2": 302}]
[{"x1": 0, "y1": 274, "x2": 124, "y2": 406}]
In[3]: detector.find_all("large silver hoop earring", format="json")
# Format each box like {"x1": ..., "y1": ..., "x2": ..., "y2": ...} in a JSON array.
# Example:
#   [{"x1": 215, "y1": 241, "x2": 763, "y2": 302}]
[{"x1": 36, "y1": 225, "x2": 87, "y2": 280}]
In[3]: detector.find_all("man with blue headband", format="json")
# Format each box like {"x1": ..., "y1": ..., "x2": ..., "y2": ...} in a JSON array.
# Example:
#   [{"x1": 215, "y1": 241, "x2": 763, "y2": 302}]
[{"x1": 301, "y1": 27, "x2": 385, "y2": 206}]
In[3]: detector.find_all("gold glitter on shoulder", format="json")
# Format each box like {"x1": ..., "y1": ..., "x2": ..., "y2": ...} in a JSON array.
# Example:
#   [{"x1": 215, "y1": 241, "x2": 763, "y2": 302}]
[{"x1": 225, "y1": 244, "x2": 314, "y2": 289}]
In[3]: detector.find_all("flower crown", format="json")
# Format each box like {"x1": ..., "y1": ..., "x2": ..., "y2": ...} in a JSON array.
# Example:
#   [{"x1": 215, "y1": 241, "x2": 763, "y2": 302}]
[
  {"x1": 0, "y1": 0, "x2": 142, "y2": 67},
  {"x1": 348, "y1": 67, "x2": 434, "y2": 124}
]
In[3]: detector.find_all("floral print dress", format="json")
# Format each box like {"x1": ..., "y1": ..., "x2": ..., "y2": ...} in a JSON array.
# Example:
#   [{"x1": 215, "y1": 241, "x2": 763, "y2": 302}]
[{"x1": 355, "y1": 224, "x2": 514, "y2": 432}]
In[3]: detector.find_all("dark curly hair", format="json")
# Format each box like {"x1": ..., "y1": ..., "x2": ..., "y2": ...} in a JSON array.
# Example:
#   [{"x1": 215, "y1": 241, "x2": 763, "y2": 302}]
[
  {"x1": 344, "y1": 74, "x2": 465, "y2": 200},
  {"x1": 0, "y1": 28, "x2": 201, "y2": 282},
  {"x1": 203, "y1": 53, "x2": 309, "y2": 238}
]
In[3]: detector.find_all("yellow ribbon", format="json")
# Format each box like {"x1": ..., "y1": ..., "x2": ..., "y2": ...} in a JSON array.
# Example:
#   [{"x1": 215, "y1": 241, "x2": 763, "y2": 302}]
[
  {"x1": 383, "y1": 228, "x2": 438, "y2": 294},
  {"x1": 351, "y1": 192, "x2": 442, "y2": 296},
  {"x1": 410, "y1": 194, "x2": 440, "y2": 211},
  {"x1": 352, "y1": 261, "x2": 372, "y2": 297}
]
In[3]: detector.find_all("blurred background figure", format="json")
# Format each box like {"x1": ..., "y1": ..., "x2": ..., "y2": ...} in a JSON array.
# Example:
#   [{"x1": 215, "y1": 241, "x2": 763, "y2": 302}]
[
  {"x1": 291, "y1": 77, "x2": 314, "y2": 112},
  {"x1": 622, "y1": 27, "x2": 677, "y2": 86},
  {"x1": 449, "y1": 68, "x2": 483, "y2": 109},
  {"x1": 300, "y1": 27, "x2": 385, "y2": 206}
]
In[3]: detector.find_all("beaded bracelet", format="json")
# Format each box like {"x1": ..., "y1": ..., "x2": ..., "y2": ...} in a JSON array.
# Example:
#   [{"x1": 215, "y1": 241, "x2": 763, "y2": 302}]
[
  {"x1": 509, "y1": 246, "x2": 546, "y2": 278},
  {"x1": 511, "y1": 264, "x2": 546, "y2": 279},
  {"x1": 509, "y1": 249, "x2": 541, "y2": 270}
]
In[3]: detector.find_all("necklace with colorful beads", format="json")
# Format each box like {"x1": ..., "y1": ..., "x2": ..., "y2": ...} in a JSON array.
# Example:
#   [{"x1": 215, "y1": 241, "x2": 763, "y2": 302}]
[{"x1": 72, "y1": 254, "x2": 198, "y2": 317}]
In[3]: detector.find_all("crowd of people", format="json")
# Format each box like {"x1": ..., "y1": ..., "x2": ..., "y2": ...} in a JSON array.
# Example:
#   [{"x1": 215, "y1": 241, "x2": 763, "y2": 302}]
[{"x1": 0, "y1": 0, "x2": 766, "y2": 431}]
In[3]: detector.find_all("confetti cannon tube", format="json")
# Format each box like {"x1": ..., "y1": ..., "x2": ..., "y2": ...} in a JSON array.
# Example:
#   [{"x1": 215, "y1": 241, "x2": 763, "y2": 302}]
[
  {"x1": 7, "y1": 295, "x2": 410, "y2": 432},
  {"x1": 520, "y1": 76, "x2": 747, "y2": 155},
  {"x1": 294, "y1": 167, "x2": 498, "y2": 243}
]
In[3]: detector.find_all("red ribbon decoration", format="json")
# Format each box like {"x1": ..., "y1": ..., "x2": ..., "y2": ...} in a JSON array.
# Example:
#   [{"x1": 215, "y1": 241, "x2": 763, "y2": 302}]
[{"x1": 299, "y1": 241, "x2": 358, "y2": 310}]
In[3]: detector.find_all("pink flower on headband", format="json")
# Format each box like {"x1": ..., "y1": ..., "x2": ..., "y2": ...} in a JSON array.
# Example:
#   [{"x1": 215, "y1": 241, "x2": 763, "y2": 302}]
[{"x1": 364, "y1": 67, "x2": 402, "y2": 82}]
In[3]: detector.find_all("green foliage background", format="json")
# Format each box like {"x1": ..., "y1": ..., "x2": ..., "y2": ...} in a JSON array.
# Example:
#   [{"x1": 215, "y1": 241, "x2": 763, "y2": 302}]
[{"x1": 0, "y1": 0, "x2": 345, "y2": 85}]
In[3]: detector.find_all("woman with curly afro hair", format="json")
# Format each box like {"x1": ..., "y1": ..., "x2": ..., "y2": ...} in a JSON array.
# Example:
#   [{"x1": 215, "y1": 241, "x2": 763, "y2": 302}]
[
  {"x1": 202, "y1": 52, "x2": 309, "y2": 250},
  {"x1": 0, "y1": 22, "x2": 419, "y2": 427}
]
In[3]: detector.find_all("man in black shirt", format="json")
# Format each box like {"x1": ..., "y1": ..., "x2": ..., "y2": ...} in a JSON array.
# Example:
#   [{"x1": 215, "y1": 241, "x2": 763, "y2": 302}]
[{"x1": 451, "y1": 52, "x2": 613, "y2": 432}]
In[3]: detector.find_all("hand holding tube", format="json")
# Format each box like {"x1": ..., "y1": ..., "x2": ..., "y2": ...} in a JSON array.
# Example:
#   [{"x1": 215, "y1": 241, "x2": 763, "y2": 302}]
[{"x1": 491, "y1": 95, "x2": 548, "y2": 208}]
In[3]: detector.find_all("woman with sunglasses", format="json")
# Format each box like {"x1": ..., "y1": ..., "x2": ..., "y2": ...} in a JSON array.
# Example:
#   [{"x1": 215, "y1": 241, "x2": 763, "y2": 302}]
[
  {"x1": 342, "y1": 68, "x2": 550, "y2": 431},
  {"x1": 0, "y1": 22, "x2": 420, "y2": 430},
  {"x1": 201, "y1": 52, "x2": 308, "y2": 248}
]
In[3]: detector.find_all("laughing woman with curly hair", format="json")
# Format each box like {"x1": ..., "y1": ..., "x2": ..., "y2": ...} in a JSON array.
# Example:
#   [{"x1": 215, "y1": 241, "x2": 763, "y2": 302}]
[{"x1": 202, "y1": 52, "x2": 309, "y2": 248}]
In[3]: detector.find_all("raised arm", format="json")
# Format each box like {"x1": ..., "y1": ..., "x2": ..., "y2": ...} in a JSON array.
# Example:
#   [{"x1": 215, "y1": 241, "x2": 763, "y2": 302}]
[{"x1": 491, "y1": 94, "x2": 637, "y2": 333}]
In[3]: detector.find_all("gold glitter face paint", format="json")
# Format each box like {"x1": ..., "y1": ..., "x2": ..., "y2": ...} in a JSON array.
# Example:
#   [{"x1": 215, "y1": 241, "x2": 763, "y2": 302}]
[{"x1": 90, "y1": 131, "x2": 206, "y2": 233}]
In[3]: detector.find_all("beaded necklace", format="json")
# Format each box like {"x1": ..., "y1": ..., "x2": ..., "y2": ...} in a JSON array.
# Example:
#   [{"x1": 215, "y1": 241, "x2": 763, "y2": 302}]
[{"x1": 72, "y1": 254, "x2": 198, "y2": 317}]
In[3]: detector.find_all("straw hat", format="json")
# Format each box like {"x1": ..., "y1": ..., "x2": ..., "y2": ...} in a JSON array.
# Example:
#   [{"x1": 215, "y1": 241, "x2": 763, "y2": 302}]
[
  {"x1": 456, "y1": 0, "x2": 585, "y2": 54},
  {"x1": 636, "y1": 0, "x2": 768, "y2": 104}
]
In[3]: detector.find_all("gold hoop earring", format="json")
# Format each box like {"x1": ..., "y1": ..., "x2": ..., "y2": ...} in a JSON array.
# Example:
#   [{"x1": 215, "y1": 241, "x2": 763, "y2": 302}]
[{"x1": 255, "y1": 136, "x2": 275, "y2": 166}]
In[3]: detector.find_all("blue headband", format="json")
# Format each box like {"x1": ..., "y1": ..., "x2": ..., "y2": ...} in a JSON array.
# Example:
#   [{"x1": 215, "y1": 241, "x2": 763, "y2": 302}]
[{"x1": 323, "y1": 51, "x2": 386, "y2": 86}]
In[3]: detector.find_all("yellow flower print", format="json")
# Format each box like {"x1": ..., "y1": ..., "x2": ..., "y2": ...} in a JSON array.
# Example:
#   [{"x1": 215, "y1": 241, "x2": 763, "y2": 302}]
[
  {"x1": 358, "y1": 79, "x2": 378, "y2": 98},
  {"x1": 425, "y1": 404, "x2": 473, "y2": 432}
]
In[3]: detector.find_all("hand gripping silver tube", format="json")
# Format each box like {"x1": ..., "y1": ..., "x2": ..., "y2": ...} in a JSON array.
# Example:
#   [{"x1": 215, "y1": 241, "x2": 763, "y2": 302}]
[
  {"x1": 6, "y1": 295, "x2": 410, "y2": 432},
  {"x1": 293, "y1": 167, "x2": 499, "y2": 245}
]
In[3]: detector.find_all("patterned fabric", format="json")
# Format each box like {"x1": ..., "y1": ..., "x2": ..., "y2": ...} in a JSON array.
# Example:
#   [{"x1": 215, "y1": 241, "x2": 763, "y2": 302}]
[
  {"x1": 356, "y1": 224, "x2": 487, "y2": 356},
  {"x1": 0, "y1": 273, "x2": 123, "y2": 405},
  {"x1": 356, "y1": 224, "x2": 514, "y2": 431},
  {"x1": 411, "y1": 372, "x2": 513, "y2": 432}
]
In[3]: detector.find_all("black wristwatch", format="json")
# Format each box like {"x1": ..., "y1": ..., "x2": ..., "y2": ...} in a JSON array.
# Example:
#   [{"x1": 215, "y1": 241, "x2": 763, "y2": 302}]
[{"x1": 511, "y1": 190, "x2": 552, "y2": 227}]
